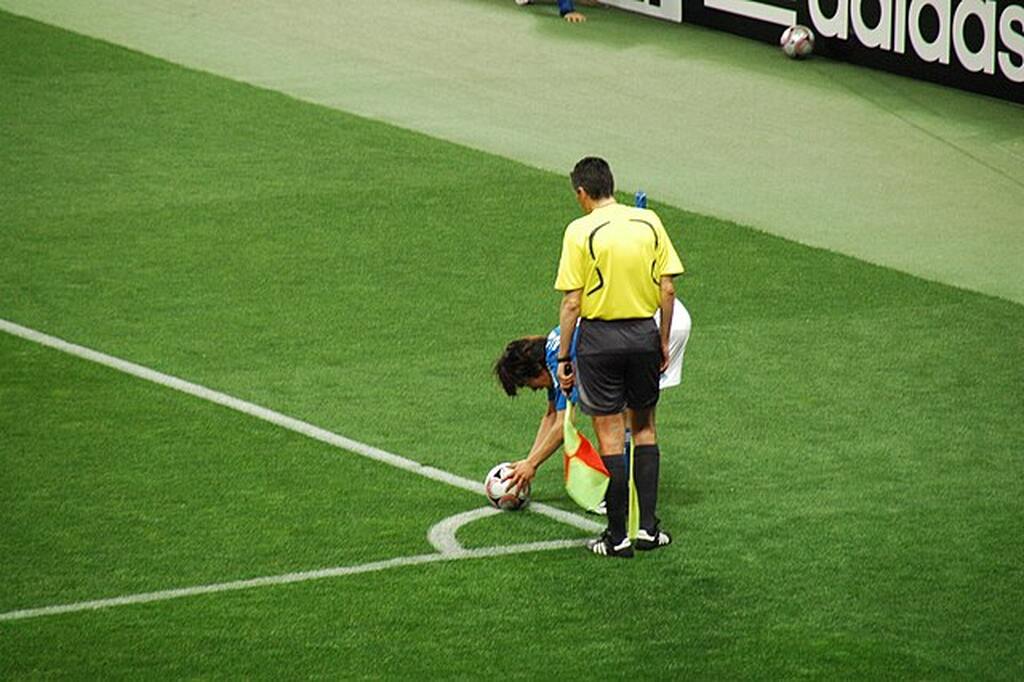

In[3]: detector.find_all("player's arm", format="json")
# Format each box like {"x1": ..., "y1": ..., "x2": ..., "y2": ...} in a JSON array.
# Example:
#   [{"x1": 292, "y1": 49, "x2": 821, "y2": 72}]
[
  {"x1": 659, "y1": 276, "x2": 676, "y2": 372},
  {"x1": 527, "y1": 400, "x2": 562, "y2": 460},
  {"x1": 558, "y1": 289, "x2": 581, "y2": 392},
  {"x1": 507, "y1": 401, "x2": 565, "y2": 489}
]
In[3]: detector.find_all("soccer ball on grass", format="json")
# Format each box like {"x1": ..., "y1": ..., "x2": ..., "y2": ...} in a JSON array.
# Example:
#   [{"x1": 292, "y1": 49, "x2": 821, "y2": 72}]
[{"x1": 484, "y1": 462, "x2": 530, "y2": 511}]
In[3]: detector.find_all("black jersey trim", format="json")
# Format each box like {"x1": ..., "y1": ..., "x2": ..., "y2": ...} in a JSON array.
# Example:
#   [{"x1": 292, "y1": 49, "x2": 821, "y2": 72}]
[
  {"x1": 587, "y1": 267, "x2": 605, "y2": 296},
  {"x1": 588, "y1": 222, "x2": 611, "y2": 260},
  {"x1": 630, "y1": 219, "x2": 658, "y2": 249}
]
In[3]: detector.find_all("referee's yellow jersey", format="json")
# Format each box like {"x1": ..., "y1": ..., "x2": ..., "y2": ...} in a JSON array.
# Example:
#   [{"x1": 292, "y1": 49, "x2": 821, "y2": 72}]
[{"x1": 555, "y1": 203, "x2": 684, "y2": 320}]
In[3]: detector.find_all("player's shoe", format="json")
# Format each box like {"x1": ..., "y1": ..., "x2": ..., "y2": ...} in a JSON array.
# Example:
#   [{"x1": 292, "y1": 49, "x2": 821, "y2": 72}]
[
  {"x1": 635, "y1": 528, "x2": 672, "y2": 551},
  {"x1": 514, "y1": 0, "x2": 531, "y2": 5},
  {"x1": 587, "y1": 500, "x2": 607, "y2": 515},
  {"x1": 587, "y1": 531, "x2": 634, "y2": 558}
]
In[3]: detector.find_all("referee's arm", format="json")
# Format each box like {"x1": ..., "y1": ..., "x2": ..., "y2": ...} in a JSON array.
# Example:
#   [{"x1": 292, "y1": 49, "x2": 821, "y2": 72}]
[{"x1": 557, "y1": 289, "x2": 581, "y2": 392}]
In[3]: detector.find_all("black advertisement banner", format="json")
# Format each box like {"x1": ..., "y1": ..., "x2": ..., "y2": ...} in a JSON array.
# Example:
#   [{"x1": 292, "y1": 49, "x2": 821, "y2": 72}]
[{"x1": 679, "y1": 0, "x2": 1024, "y2": 103}]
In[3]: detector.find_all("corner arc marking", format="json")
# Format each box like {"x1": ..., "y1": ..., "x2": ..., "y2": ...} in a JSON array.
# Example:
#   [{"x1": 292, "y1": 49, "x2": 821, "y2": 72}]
[{"x1": 427, "y1": 507, "x2": 502, "y2": 555}]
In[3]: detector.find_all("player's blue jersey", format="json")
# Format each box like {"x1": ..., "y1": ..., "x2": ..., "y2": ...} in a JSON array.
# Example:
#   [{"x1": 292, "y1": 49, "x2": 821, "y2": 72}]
[
  {"x1": 558, "y1": 0, "x2": 576, "y2": 15},
  {"x1": 545, "y1": 326, "x2": 579, "y2": 411}
]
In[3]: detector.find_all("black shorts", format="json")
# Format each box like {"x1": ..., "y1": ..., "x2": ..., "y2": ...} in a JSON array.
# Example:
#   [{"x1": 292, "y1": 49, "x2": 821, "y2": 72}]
[{"x1": 575, "y1": 318, "x2": 661, "y2": 416}]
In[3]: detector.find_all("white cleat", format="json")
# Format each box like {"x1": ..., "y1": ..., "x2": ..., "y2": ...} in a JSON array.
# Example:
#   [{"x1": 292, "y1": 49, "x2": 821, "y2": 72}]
[
  {"x1": 586, "y1": 532, "x2": 634, "y2": 558},
  {"x1": 635, "y1": 528, "x2": 672, "y2": 551}
]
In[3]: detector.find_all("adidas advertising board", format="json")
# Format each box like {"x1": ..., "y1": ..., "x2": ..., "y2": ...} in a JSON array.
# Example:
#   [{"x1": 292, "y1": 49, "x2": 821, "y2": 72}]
[{"x1": 681, "y1": 0, "x2": 1023, "y2": 102}]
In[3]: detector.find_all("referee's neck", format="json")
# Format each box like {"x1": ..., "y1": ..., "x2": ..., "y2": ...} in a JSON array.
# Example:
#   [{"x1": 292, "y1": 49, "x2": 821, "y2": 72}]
[{"x1": 584, "y1": 197, "x2": 617, "y2": 214}]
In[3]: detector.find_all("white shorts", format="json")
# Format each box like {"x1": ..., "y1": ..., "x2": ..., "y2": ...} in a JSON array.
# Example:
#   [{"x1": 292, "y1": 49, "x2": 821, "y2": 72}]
[{"x1": 654, "y1": 298, "x2": 691, "y2": 390}]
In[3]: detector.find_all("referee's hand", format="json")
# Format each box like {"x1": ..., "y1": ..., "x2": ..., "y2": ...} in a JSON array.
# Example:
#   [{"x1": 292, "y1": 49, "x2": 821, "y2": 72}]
[
  {"x1": 558, "y1": 359, "x2": 575, "y2": 395},
  {"x1": 660, "y1": 341, "x2": 670, "y2": 373}
]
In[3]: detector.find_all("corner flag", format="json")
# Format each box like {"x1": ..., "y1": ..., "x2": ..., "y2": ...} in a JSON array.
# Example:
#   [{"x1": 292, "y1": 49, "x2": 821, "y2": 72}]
[
  {"x1": 562, "y1": 403, "x2": 609, "y2": 510},
  {"x1": 627, "y1": 436, "x2": 640, "y2": 541}
]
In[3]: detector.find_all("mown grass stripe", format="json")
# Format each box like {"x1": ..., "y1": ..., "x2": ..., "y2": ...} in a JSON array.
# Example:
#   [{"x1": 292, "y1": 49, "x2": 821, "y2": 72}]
[
  {"x1": 0, "y1": 318, "x2": 603, "y2": 536},
  {"x1": 0, "y1": 538, "x2": 582, "y2": 622}
]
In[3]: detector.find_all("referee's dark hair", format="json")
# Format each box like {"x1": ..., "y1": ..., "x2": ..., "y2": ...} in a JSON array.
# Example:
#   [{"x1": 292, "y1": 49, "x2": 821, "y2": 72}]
[
  {"x1": 570, "y1": 157, "x2": 614, "y2": 199},
  {"x1": 494, "y1": 337, "x2": 547, "y2": 397}
]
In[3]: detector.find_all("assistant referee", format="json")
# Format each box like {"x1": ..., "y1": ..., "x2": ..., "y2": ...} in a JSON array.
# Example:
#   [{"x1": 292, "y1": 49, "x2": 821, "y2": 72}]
[{"x1": 555, "y1": 157, "x2": 684, "y2": 558}]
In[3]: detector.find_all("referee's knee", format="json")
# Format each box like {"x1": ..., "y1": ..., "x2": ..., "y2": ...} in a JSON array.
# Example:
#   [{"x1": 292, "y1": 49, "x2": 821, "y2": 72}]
[{"x1": 630, "y1": 407, "x2": 657, "y2": 444}]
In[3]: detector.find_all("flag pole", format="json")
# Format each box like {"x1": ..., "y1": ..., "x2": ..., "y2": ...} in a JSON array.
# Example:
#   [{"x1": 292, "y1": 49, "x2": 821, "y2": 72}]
[{"x1": 626, "y1": 189, "x2": 648, "y2": 542}]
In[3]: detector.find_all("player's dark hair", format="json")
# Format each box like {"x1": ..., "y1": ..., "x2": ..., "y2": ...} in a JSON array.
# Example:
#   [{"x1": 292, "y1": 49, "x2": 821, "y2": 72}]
[
  {"x1": 570, "y1": 157, "x2": 614, "y2": 199},
  {"x1": 494, "y1": 337, "x2": 547, "y2": 397}
]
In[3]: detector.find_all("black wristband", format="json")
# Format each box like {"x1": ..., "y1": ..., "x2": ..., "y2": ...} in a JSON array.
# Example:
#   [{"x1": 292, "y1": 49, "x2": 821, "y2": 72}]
[{"x1": 557, "y1": 356, "x2": 572, "y2": 363}]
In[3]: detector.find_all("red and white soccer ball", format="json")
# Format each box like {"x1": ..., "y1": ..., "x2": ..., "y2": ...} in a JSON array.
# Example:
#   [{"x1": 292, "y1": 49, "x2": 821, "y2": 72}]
[
  {"x1": 484, "y1": 462, "x2": 530, "y2": 511},
  {"x1": 780, "y1": 25, "x2": 815, "y2": 59}
]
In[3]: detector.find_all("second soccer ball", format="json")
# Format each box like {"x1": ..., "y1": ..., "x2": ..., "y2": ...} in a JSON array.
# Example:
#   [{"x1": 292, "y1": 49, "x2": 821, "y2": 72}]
[{"x1": 780, "y1": 25, "x2": 815, "y2": 59}]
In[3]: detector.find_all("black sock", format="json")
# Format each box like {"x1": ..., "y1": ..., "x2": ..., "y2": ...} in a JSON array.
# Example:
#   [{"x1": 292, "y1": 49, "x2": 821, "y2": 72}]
[
  {"x1": 634, "y1": 444, "x2": 661, "y2": 532},
  {"x1": 601, "y1": 454, "x2": 628, "y2": 543}
]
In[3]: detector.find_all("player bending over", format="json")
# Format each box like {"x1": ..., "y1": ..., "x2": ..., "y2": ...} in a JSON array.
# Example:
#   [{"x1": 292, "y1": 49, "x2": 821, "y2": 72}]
[{"x1": 493, "y1": 299, "x2": 690, "y2": 510}]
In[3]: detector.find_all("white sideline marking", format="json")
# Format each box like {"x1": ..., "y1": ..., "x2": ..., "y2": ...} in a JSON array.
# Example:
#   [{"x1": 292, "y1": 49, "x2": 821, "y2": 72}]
[
  {"x1": 0, "y1": 318, "x2": 602, "y2": 535},
  {"x1": 0, "y1": 320, "x2": 600, "y2": 621},
  {"x1": 0, "y1": 538, "x2": 582, "y2": 622}
]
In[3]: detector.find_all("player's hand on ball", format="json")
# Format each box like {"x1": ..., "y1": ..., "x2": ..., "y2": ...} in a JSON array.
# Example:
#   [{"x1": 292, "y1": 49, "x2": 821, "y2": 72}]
[{"x1": 504, "y1": 459, "x2": 536, "y2": 489}]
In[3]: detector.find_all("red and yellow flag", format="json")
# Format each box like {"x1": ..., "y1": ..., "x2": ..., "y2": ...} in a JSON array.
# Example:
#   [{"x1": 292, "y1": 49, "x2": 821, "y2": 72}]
[{"x1": 562, "y1": 403, "x2": 610, "y2": 510}]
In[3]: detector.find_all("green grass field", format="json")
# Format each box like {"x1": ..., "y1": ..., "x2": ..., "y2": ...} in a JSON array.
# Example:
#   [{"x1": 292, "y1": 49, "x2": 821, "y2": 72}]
[{"x1": 2, "y1": 10, "x2": 1023, "y2": 679}]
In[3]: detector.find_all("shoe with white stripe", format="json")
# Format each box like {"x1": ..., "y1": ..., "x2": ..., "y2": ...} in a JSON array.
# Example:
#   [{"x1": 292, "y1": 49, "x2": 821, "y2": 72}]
[
  {"x1": 635, "y1": 528, "x2": 672, "y2": 551},
  {"x1": 587, "y1": 532, "x2": 634, "y2": 558}
]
